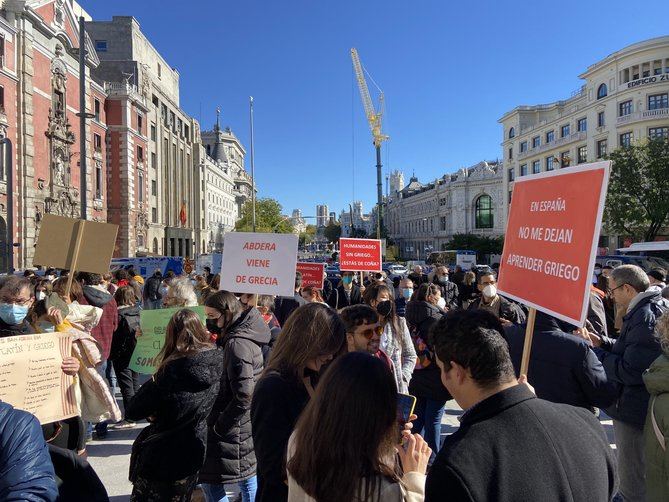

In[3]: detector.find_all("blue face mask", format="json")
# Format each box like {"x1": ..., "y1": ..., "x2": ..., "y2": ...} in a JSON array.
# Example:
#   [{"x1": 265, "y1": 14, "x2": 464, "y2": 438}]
[
  {"x1": 0, "y1": 303, "x2": 30, "y2": 325},
  {"x1": 38, "y1": 321, "x2": 56, "y2": 333},
  {"x1": 342, "y1": 276, "x2": 353, "y2": 286},
  {"x1": 402, "y1": 288, "x2": 414, "y2": 299}
]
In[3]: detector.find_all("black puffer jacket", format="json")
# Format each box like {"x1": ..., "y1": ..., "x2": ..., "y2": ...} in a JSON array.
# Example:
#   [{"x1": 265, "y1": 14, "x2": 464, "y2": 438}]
[
  {"x1": 127, "y1": 348, "x2": 224, "y2": 483},
  {"x1": 110, "y1": 305, "x2": 141, "y2": 364},
  {"x1": 405, "y1": 300, "x2": 451, "y2": 401},
  {"x1": 199, "y1": 307, "x2": 271, "y2": 484}
]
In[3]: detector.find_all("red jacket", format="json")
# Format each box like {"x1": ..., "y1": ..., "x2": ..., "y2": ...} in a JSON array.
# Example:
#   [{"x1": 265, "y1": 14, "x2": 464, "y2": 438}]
[{"x1": 79, "y1": 286, "x2": 119, "y2": 360}]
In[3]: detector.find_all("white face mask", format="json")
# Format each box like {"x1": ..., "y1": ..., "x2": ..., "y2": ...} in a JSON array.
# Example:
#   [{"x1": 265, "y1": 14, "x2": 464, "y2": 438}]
[
  {"x1": 437, "y1": 297, "x2": 447, "y2": 309},
  {"x1": 483, "y1": 284, "x2": 497, "y2": 299},
  {"x1": 36, "y1": 291, "x2": 46, "y2": 301}
]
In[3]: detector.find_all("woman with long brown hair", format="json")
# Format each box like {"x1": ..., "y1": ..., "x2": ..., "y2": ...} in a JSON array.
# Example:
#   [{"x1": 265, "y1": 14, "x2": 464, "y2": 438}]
[
  {"x1": 126, "y1": 309, "x2": 224, "y2": 502},
  {"x1": 287, "y1": 351, "x2": 430, "y2": 501},
  {"x1": 251, "y1": 302, "x2": 346, "y2": 502},
  {"x1": 363, "y1": 283, "x2": 417, "y2": 393}
]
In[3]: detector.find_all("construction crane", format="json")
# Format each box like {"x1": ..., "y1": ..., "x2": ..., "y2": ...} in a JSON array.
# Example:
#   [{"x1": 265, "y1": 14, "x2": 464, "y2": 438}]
[{"x1": 351, "y1": 48, "x2": 388, "y2": 240}]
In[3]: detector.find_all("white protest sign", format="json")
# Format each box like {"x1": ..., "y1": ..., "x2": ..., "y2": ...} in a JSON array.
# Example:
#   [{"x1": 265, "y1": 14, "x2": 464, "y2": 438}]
[{"x1": 219, "y1": 232, "x2": 299, "y2": 296}]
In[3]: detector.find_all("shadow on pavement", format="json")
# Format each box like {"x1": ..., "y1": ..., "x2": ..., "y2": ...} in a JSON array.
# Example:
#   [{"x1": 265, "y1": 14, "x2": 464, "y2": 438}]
[{"x1": 87, "y1": 442, "x2": 134, "y2": 458}]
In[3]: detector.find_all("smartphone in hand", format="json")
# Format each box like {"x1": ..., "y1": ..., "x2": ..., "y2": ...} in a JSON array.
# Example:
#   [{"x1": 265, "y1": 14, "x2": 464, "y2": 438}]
[{"x1": 397, "y1": 393, "x2": 417, "y2": 440}]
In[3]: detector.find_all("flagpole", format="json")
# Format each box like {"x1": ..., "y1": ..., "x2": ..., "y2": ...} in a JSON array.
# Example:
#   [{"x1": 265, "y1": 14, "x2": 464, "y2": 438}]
[{"x1": 249, "y1": 96, "x2": 256, "y2": 233}]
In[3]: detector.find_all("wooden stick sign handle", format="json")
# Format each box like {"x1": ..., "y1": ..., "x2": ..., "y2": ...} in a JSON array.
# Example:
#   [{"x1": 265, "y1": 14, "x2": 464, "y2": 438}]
[
  {"x1": 519, "y1": 307, "x2": 537, "y2": 377},
  {"x1": 64, "y1": 220, "x2": 86, "y2": 301}
]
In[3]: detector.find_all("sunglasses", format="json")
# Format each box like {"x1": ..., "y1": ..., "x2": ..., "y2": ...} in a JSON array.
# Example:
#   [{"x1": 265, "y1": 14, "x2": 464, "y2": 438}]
[{"x1": 350, "y1": 325, "x2": 384, "y2": 340}]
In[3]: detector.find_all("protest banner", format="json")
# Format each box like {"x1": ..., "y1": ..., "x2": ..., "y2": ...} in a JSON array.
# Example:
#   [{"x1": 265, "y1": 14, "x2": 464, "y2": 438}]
[
  {"x1": 497, "y1": 161, "x2": 610, "y2": 374},
  {"x1": 339, "y1": 238, "x2": 382, "y2": 272},
  {"x1": 33, "y1": 214, "x2": 119, "y2": 297},
  {"x1": 219, "y1": 232, "x2": 299, "y2": 297},
  {"x1": 0, "y1": 332, "x2": 77, "y2": 424},
  {"x1": 297, "y1": 262, "x2": 326, "y2": 288},
  {"x1": 129, "y1": 306, "x2": 206, "y2": 374}
]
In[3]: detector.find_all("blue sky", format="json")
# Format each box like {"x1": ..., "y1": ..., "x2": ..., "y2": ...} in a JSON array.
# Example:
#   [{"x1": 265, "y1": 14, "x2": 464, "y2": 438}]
[{"x1": 85, "y1": 0, "x2": 669, "y2": 220}]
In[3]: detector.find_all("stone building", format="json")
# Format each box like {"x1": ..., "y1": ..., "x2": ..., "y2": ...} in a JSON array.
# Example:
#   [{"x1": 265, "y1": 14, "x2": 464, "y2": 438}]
[
  {"x1": 1, "y1": 0, "x2": 107, "y2": 271},
  {"x1": 339, "y1": 201, "x2": 375, "y2": 237},
  {"x1": 385, "y1": 161, "x2": 504, "y2": 260}
]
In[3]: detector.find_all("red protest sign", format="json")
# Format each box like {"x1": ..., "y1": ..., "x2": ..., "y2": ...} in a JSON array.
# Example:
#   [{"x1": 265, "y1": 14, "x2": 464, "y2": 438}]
[
  {"x1": 297, "y1": 262, "x2": 325, "y2": 288},
  {"x1": 497, "y1": 161, "x2": 610, "y2": 326},
  {"x1": 339, "y1": 238, "x2": 382, "y2": 272}
]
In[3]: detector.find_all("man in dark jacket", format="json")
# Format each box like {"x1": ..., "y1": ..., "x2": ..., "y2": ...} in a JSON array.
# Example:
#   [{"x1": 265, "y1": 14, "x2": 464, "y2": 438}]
[
  {"x1": 274, "y1": 272, "x2": 308, "y2": 326},
  {"x1": 407, "y1": 265, "x2": 428, "y2": 288},
  {"x1": 425, "y1": 309, "x2": 617, "y2": 502},
  {"x1": 467, "y1": 270, "x2": 526, "y2": 324},
  {"x1": 504, "y1": 312, "x2": 617, "y2": 411},
  {"x1": 142, "y1": 269, "x2": 163, "y2": 310},
  {"x1": 326, "y1": 271, "x2": 363, "y2": 310},
  {"x1": 577, "y1": 264, "x2": 668, "y2": 502},
  {"x1": 0, "y1": 276, "x2": 36, "y2": 339},
  {"x1": 0, "y1": 401, "x2": 58, "y2": 501},
  {"x1": 431, "y1": 266, "x2": 459, "y2": 310}
]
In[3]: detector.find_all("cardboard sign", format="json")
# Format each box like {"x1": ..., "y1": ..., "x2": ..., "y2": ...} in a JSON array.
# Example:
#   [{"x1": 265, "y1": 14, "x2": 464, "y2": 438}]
[
  {"x1": 0, "y1": 333, "x2": 77, "y2": 424},
  {"x1": 219, "y1": 232, "x2": 299, "y2": 296},
  {"x1": 33, "y1": 214, "x2": 119, "y2": 275},
  {"x1": 297, "y1": 262, "x2": 326, "y2": 288},
  {"x1": 129, "y1": 306, "x2": 206, "y2": 375},
  {"x1": 497, "y1": 162, "x2": 610, "y2": 326},
  {"x1": 339, "y1": 238, "x2": 382, "y2": 272}
]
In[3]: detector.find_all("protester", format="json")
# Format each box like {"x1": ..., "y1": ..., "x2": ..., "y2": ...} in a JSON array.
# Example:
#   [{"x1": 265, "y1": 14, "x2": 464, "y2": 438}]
[
  {"x1": 593, "y1": 262, "x2": 603, "y2": 284},
  {"x1": 0, "y1": 276, "x2": 39, "y2": 338},
  {"x1": 252, "y1": 303, "x2": 346, "y2": 502},
  {"x1": 395, "y1": 278, "x2": 413, "y2": 318},
  {"x1": 0, "y1": 401, "x2": 58, "y2": 501},
  {"x1": 576, "y1": 264, "x2": 668, "y2": 502},
  {"x1": 404, "y1": 283, "x2": 450, "y2": 461},
  {"x1": 602, "y1": 264, "x2": 614, "y2": 278},
  {"x1": 340, "y1": 304, "x2": 392, "y2": 369},
  {"x1": 408, "y1": 265, "x2": 428, "y2": 288},
  {"x1": 199, "y1": 291, "x2": 271, "y2": 501},
  {"x1": 33, "y1": 278, "x2": 53, "y2": 302},
  {"x1": 23, "y1": 269, "x2": 36, "y2": 279},
  {"x1": 458, "y1": 271, "x2": 477, "y2": 308},
  {"x1": 163, "y1": 276, "x2": 198, "y2": 308},
  {"x1": 274, "y1": 272, "x2": 308, "y2": 326},
  {"x1": 102, "y1": 272, "x2": 117, "y2": 295},
  {"x1": 452, "y1": 265, "x2": 465, "y2": 288},
  {"x1": 110, "y1": 286, "x2": 142, "y2": 429},
  {"x1": 194, "y1": 274, "x2": 215, "y2": 305},
  {"x1": 300, "y1": 286, "x2": 326, "y2": 304},
  {"x1": 126, "y1": 309, "x2": 224, "y2": 501},
  {"x1": 467, "y1": 270, "x2": 526, "y2": 324},
  {"x1": 431, "y1": 266, "x2": 459, "y2": 310},
  {"x1": 47, "y1": 444, "x2": 108, "y2": 501},
  {"x1": 647, "y1": 268, "x2": 667, "y2": 293},
  {"x1": 503, "y1": 312, "x2": 617, "y2": 411},
  {"x1": 256, "y1": 294, "x2": 281, "y2": 363},
  {"x1": 326, "y1": 270, "x2": 363, "y2": 310},
  {"x1": 287, "y1": 352, "x2": 431, "y2": 502},
  {"x1": 44, "y1": 267, "x2": 57, "y2": 282},
  {"x1": 115, "y1": 268, "x2": 142, "y2": 301},
  {"x1": 142, "y1": 269, "x2": 163, "y2": 310},
  {"x1": 126, "y1": 266, "x2": 144, "y2": 286},
  {"x1": 588, "y1": 285, "x2": 609, "y2": 337},
  {"x1": 363, "y1": 283, "x2": 417, "y2": 393},
  {"x1": 203, "y1": 266, "x2": 214, "y2": 285},
  {"x1": 425, "y1": 309, "x2": 617, "y2": 501}
]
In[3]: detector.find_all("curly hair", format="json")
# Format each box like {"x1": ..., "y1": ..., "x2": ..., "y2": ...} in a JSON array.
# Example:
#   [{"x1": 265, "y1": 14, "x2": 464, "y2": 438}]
[{"x1": 655, "y1": 312, "x2": 669, "y2": 356}]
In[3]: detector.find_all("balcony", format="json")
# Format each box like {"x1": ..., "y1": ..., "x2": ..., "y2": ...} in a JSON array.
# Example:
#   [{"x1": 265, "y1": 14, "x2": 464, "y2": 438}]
[
  {"x1": 617, "y1": 107, "x2": 669, "y2": 126},
  {"x1": 518, "y1": 131, "x2": 587, "y2": 160},
  {"x1": 105, "y1": 81, "x2": 147, "y2": 108}
]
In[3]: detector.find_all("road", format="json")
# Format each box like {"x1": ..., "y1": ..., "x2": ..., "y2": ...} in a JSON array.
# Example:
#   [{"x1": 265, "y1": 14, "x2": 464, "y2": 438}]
[{"x1": 87, "y1": 400, "x2": 616, "y2": 501}]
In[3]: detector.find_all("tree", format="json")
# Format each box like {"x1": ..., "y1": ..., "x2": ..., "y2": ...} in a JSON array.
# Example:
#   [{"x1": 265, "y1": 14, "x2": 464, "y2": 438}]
[
  {"x1": 604, "y1": 137, "x2": 669, "y2": 241},
  {"x1": 235, "y1": 198, "x2": 294, "y2": 233},
  {"x1": 299, "y1": 224, "x2": 317, "y2": 247},
  {"x1": 323, "y1": 222, "x2": 342, "y2": 243},
  {"x1": 444, "y1": 233, "x2": 505, "y2": 261}
]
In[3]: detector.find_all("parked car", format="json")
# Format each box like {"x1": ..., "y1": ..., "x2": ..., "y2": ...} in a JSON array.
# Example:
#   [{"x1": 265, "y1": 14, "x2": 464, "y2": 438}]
[
  {"x1": 382, "y1": 263, "x2": 408, "y2": 279},
  {"x1": 595, "y1": 255, "x2": 669, "y2": 272}
]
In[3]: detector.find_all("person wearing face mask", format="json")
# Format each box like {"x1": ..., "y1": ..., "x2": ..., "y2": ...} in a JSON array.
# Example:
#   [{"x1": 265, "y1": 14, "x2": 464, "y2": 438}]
[
  {"x1": 467, "y1": 271, "x2": 526, "y2": 325},
  {"x1": 431, "y1": 266, "x2": 460, "y2": 311},
  {"x1": 0, "y1": 276, "x2": 38, "y2": 338},
  {"x1": 200, "y1": 291, "x2": 271, "y2": 502},
  {"x1": 33, "y1": 278, "x2": 53, "y2": 303},
  {"x1": 592, "y1": 263, "x2": 603, "y2": 285},
  {"x1": 405, "y1": 283, "x2": 451, "y2": 462},
  {"x1": 395, "y1": 278, "x2": 414, "y2": 318},
  {"x1": 363, "y1": 283, "x2": 417, "y2": 393},
  {"x1": 251, "y1": 303, "x2": 345, "y2": 502},
  {"x1": 326, "y1": 271, "x2": 363, "y2": 310}
]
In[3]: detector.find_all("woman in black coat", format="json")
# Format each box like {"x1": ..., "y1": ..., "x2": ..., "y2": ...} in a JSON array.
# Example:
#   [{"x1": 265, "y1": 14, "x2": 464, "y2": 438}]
[
  {"x1": 251, "y1": 303, "x2": 346, "y2": 502},
  {"x1": 199, "y1": 292, "x2": 271, "y2": 502},
  {"x1": 126, "y1": 309, "x2": 224, "y2": 502}
]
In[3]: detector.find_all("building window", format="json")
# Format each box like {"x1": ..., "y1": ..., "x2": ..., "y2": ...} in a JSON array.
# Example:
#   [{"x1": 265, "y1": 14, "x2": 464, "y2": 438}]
[
  {"x1": 577, "y1": 146, "x2": 587, "y2": 164},
  {"x1": 508, "y1": 190, "x2": 513, "y2": 204},
  {"x1": 153, "y1": 237, "x2": 158, "y2": 253},
  {"x1": 532, "y1": 136, "x2": 540, "y2": 148},
  {"x1": 151, "y1": 179, "x2": 157, "y2": 196},
  {"x1": 520, "y1": 141, "x2": 527, "y2": 153},
  {"x1": 508, "y1": 147, "x2": 513, "y2": 160},
  {"x1": 152, "y1": 208, "x2": 157, "y2": 224},
  {"x1": 0, "y1": 85, "x2": 4, "y2": 111},
  {"x1": 137, "y1": 146, "x2": 144, "y2": 162},
  {"x1": 508, "y1": 168, "x2": 515, "y2": 182},
  {"x1": 151, "y1": 152, "x2": 156, "y2": 169},
  {"x1": 94, "y1": 99, "x2": 100, "y2": 121},
  {"x1": 648, "y1": 93, "x2": 668, "y2": 110},
  {"x1": 620, "y1": 132, "x2": 632, "y2": 148},
  {"x1": 532, "y1": 160, "x2": 540, "y2": 174},
  {"x1": 520, "y1": 164, "x2": 528, "y2": 176},
  {"x1": 577, "y1": 118, "x2": 587, "y2": 132},
  {"x1": 649, "y1": 127, "x2": 669, "y2": 140},
  {"x1": 597, "y1": 111, "x2": 605, "y2": 127},
  {"x1": 508, "y1": 127, "x2": 515, "y2": 139},
  {"x1": 546, "y1": 156, "x2": 554, "y2": 171},
  {"x1": 138, "y1": 174, "x2": 144, "y2": 202},
  {"x1": 184, "y1": 124, "x2": 190, "y2": 139},
  {"x1": 619, "y1": 100, "x2": 632, "y2": 117},
  {"x1": 95, "y1": 163, "x2": 102, "y2": 199},
  {"x1": 597, "y1": 84, "x2": 607, "y2": 99},
  {"x1": 0, "y1": 36, "x2": 5, "y2": 68},
  {"x1": 93, "y1": 133, "x2": 102, "y2": 152},
  {"x1": 597, "y1": 139, "x2": 608, "y2": 158},
  {"x1": 150, "y1": 123, "x2": 156, "y2": 141},
  {"x1": 157, "y1": 63, "x2": 162, "y2": 79},
  {"x1": 95, "y1": 40, "x2": 107, "y2": 52},
  {"x1": 560, "y1": 124, "x2": 570, "y2": 138},
  {"x1": 546, "y1": 130, "x2": 554, "y2": 143},
  {"x1": 475, "y1": 195, "x2": 494, "y2": 229},
  {"x1": 439, "y1": 197, "x2": 446, "y2": 206},
  {"x1": 137, "y1": 114, "x2": 143, "y2": 135},
  {"x1": 560, "y1": 151, "x2": 570, "y2": 168}
]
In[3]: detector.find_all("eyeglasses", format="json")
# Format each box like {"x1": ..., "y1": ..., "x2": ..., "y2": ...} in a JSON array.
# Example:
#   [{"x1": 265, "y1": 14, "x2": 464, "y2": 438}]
[
  {"x1": 0, "y1": 296, "x2": 33, "y2": 306},
  {"x1": 610, "y1": 283, "x2": 628, "y2": 293},
  {"x1": 349, "y1": 325, "x2": 384, "y2": 340}
]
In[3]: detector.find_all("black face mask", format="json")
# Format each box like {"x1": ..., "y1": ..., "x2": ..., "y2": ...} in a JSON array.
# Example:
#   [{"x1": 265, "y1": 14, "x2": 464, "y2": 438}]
[
  {"x1": 206, "y1": 318, "x2": 223, "y2": 335},
  {"x1": 376, "y1": 300, "x2": 393, "y2": 318}
]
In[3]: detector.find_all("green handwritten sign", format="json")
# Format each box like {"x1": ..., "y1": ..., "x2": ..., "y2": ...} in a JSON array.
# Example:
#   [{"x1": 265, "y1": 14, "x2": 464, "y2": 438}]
[{"x1": 128, "y1": 306, "x2": 206, "y2": 374}]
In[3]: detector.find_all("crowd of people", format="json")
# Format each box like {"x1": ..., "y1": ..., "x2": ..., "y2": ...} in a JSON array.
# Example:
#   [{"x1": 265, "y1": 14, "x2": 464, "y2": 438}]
[{"x1": 0, "y1": 260, "x2": 668, "y2": 501}]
